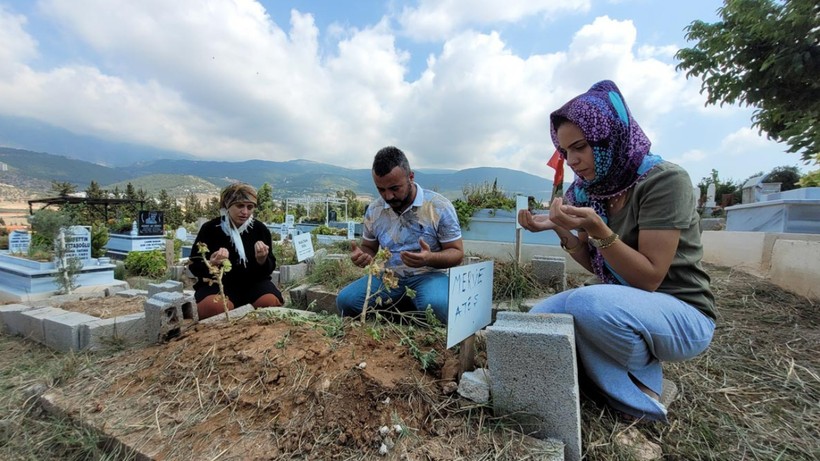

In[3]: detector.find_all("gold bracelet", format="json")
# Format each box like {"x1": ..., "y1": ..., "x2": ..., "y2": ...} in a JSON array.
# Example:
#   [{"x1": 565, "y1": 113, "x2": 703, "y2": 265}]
[
  {"x1": 560, "y1": 240, "x2": 581, "y2": 254},
  {"x1": 589, "y1": 232, "x2": 619, "y2": 250}
]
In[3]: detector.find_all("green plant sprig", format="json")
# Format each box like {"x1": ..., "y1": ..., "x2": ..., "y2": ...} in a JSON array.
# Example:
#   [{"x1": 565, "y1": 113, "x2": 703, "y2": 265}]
[{"x1": 192, "y1": 242, "x2": 232, "y2": 321}]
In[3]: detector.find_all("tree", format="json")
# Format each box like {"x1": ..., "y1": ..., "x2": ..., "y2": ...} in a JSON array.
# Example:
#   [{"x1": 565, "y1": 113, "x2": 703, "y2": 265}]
[
  {"x1": 183, "y1": 192, "x2": 204, "y2": 223},
  {"x1": 675, "y1": 0, "x2": 819, "y2": 164},
  {"x1": 256, "y1": 183, "x2": 276, "y2": 223},
  {"x1": 763, "y1": 166, "x2": 803, "y2": 191},
  {"x1": 698, "y1": 169, "x2": 742, "y2": 206},
  {"x1": 50, "y1": 181, "x2": 77, "y2": 197}
]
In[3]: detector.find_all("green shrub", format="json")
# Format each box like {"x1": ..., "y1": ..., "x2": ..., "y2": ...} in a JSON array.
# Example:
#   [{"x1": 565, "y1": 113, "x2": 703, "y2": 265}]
[
  {"x1": 304, "y1": 257, "x2": 363, "y2": 290},
  {"x1": 113, "y1": 261, "x2": 126, "y2": 280},
  {"x1": 272, "y1": 241, "x2": 298, "y2": 266},
  {"x1": 123, "y1": 250, "x2": 167, "y2": 278},
  {"x1": 90, "y1": 224, "x2": 109, "y2": 258},
  {"x1": 311, "y1": 225, "x2": 346, "y2": 236}
]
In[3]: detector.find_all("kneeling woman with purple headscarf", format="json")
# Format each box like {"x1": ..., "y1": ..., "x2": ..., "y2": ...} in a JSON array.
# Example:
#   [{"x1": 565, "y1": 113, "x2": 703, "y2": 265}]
[{"x1": 518, "y1": 80, "x2": 716, "y2": 422}]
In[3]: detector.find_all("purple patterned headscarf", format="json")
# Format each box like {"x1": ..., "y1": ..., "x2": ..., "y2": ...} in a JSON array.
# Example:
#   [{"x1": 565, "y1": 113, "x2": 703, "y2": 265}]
[{"x1": 550, "y1": 80, "x2": 662, "y2": 284}]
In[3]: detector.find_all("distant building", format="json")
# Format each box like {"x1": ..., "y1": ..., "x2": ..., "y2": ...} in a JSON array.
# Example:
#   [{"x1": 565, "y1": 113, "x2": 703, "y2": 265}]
[{"x1": 741, "y1": 175, "x2": 781, "y2": 204}]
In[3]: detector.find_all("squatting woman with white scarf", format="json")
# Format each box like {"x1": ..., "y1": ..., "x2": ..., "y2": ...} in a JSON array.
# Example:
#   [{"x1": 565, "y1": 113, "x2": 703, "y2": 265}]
[{"x1": 189, "y1": 183, "x2": 283, "y2": 319}]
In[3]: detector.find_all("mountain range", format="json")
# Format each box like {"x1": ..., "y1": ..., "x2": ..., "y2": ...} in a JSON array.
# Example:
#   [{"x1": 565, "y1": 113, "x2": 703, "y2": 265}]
[{"x1": 0, "y1": 145, "x2": 555, "y2": 202}]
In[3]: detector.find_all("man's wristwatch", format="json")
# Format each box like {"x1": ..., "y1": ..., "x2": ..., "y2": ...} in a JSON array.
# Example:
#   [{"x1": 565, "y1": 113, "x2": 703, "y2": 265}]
[{"x1": 588, "y1": 232, "x2": 619, "y2": 249}]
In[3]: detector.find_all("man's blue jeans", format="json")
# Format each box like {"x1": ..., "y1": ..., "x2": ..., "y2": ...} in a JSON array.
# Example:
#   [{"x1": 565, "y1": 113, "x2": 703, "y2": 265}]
[{"x1": 336, "y1": 272, "x2": 450, "y2": 323}]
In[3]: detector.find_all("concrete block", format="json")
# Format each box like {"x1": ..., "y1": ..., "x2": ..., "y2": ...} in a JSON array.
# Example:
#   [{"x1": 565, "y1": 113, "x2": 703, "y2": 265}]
[
  {"x1": 17, "y1": 307, "x2": 70, "y2": 344},
  {"x1": 116, "y1": 289, "x2": 148, "y2": 298},
  {"x1": 0, "y1": 304, "x2": 34, "y2": 335},
  {"x1": 287, "y1": 284, "x2": 311, "y2": 310},
  {"x1": 200, "y1": 304, "x2": 254, "y2": 324},
  {"x1": 279, "y1": 263, "x2": 308, "y2": 284},
  {"x1": 486, "y1": 312, "x2": 581, "y2": 461},
  {"x1": 271, "y1": 270, "x2": 280, "y2": 285},
  {"x1": 147, "y1": 280, "x2": 183, "y2": 297},
  {"x1": 305, "y1": 286, "x2": 339, "y2": 316},
  {"x1": 458, "y1": 368, "x2": 490, "y2": 404},
  {"x1": 143, "y1": 291, "x2": 196, "y2": 343},
  {"x1": 79, "y1": 313, "x2": 146, "y2": 351},
  {"x1": 43, "y1": 312, "x2": 99, "y2": 352},
  {"x1": 532, "y1": 256, "x2": 566, "y2": 292}
]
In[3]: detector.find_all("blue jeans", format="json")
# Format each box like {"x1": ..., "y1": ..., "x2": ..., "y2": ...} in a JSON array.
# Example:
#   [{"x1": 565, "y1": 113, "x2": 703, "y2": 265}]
[
  {"x1": 336, "y1": 272, "x2": 450, "y2": 323},
  {"x1": 531, "y1": 284, "x2": 715, "y2": 421}
]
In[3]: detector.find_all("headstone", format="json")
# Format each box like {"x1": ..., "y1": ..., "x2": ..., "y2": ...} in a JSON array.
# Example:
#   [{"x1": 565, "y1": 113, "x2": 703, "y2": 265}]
[
  {"x1": 347, "y1": 221, "x2": 355, "y2": 240},
  {"x1": 130, "y1": 220, "x2": 138, "y2": 236},
  {"x1": 693, "y1": 186, "x2": 701, "y2": 207},
  {"x1": 8, "y1": 230, "x2": 31, "y2": 253},
  {"x1": 279, "y1": 223, "x2": 289, "y2": 242},
  {"x1": 174, "y1": 227, "x2": 187, "y2": 241},
  {"x1": 64, "y1": 226, "x2": 92, "y2": 261},
  {"x1": 447, "y1": 260, "x2": 493, "y2": 348},
  {"x1": 285, "y1": 214, "x2": 295, "y2": 227},
  {"x1": 705, "y1": 183, "x2": 716, "y2": 208},
  {"x1": 138, "y1": 210, "x2": 164, "y2": 235}
]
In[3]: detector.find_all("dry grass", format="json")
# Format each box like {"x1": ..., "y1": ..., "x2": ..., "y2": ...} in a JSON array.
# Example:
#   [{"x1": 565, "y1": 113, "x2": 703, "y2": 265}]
[{"x1": 1, "y1": 262, "x2": 818, "y2": 460}]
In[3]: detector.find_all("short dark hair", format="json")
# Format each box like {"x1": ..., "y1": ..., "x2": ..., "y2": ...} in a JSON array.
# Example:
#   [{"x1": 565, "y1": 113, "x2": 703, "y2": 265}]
[{"x1": 372, "y1": 146, "x2": 411, "y2": 177}]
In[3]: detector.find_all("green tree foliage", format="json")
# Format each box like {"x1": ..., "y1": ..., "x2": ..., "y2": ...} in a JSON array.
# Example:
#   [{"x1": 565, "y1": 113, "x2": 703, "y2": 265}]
[
  {"x1": 336, "y1": 189, "x2": 366, "y2": 219},
  {"x1": 763, "y1": 166, "x2": 803, "y2": 191},
  {"x1": 28, "y1": 209, "x2": 72, "y2": 252},
  {"x1": 255, "y1": 183, "x2": 277, "y2": 223},
  {"x1": 205, "y1": 197, "x2": 220, "y2": 218},
  {"x1": 50, "y1": 181, "x2": 77, "y2": 197},
  {"x1": 675, "y1": 0, "x2": 819, "y2": 164},
  {"x1": 183, "y1": 192, "x2": 204, "y2": 223},
  {"x1": 156, "y1": 189, "x2": 183, "y2": 229},
  {"x1": 697, "y1": 169, "x2": 742, "y2": 206},
  {"x1": 90, "y1": 223, "x2": 109, "y2": 258}
]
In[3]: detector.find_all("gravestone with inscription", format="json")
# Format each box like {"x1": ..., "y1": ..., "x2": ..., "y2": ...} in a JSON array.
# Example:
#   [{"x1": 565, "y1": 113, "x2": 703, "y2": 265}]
[
  {"x1": 63, "y1": 226, "x2": 92, "y2": 261},
  {"x1": 138, "y1": 211, "x2": 164, "y2": 236},
  {"x1": 8, "y1": 230, "x2": 31, "y2": 254}
]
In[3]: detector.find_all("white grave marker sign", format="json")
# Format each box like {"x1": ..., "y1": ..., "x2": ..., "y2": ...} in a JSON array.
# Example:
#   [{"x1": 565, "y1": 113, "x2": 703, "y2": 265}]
[
  {"x1": 9, "y1": 230, "x2": 31, "y2": 253},
  {"x1": 347, "y1": 221, "x2": 355, "y2": 240},
  {"x1": 279, "y1": 223, "x2": 289, "y2": 242},
  {"x1": 293, "y1": 232, "x2": 315, "y2": 262},
  {"x1": 285, "y1": 214, "x2": 295, "y2": 227},
  {"x1": 447, "y1": 260, "x2": 493, "y2": 348},
  {"x1": 64, "y1": 226, "x2": 92, "y2": 261}
]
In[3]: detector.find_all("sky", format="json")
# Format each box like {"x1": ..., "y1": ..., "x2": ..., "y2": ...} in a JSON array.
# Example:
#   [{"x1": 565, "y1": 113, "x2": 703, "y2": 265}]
[{"x1": 0, "y1": 0, "x2": 810, "y2": 186}]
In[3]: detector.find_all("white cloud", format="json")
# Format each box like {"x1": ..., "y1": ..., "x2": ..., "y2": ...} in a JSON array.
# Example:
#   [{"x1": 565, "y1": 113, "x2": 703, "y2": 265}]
[
  {"x1": 0, "y1": 0, "x2": 800, "y2": 186},
  {"x1": 398, "y1": 0, "x2": 590, "y2": 41},
  {"x1": 0, "y1": 6, "x2": 38, "y2": 76}
]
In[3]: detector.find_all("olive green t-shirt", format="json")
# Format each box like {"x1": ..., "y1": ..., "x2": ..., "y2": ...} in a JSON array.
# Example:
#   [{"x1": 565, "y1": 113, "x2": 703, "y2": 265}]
[{"x1": 607, "y1": 161, "x2": 716, "y2": 320}]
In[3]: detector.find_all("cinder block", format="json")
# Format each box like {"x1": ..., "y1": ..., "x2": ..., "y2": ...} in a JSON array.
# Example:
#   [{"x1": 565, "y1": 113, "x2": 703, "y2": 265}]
[
  {"x1": 17, "y1": 307, "x2": 70, "y2": 344},
  {"x1": 486, "y1": 312, "x2": 581, "y2": 461},
  {"x1": 532, "y1": 256, "x2": 566, "y2": 292},
  {"x1": 80, "y1": 313, "x2": 146, "y2": 351},
  {"x1": 116, "y1": 289, "x2": 148, "y2": 298},
  {"x1": 0, "y1": 304, "x2": 34, "y2": 335},
  {"x1": 44, "y1": 312, "x2": 99, "y2": 352},
  {"x1": 305, "y1": 286, "x2": 339, "y2": 316},
  {"x1": 200, "y1": 304, "x2": 254, "y2": 324},
  {"x1": 279, "y1": 263, "x2": 308, "y2": 284},
  {"x1": 147, "y1": 280, "x2": 184, "y2": 297},
  {"x1": 143, "y1": 291, "x2": 195, "y2": 343},
  {"x1": 287, "y1": 284, "x2": 311, "y2": 310},
  {"x1": 271, "y1": 270, "x2": 281, "y2": 285}
]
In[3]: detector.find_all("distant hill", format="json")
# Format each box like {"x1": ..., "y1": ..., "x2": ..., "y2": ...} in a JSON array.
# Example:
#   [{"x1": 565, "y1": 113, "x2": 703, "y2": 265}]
[
  {"x1": 104, "y1": 174, "x2": 222, "y2": 198},
  {"x1": 1, "y1": 146, "x2": 555, "y2": 202},
  {"x1": 0, "y1": 147, "x2": 132, "y2": 186},
  {"x1": 0, "y1": 115, "x2": 195, "y2": 166}
]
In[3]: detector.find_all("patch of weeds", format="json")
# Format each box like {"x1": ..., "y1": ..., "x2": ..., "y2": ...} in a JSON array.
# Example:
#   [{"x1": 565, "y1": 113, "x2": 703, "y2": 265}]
[
  {"x1": 304, "y1": 256, "x2": 363, "y2": 291},
  {"x1": 275, "y1": 331, "x2": 291, "y2": 349},
  {"x1": 493, "y1": 259, "x2": 543, "y2": 303},
  {"x1": 399, "y1": 336, "x2": 438, "y2": 371},
  {"x1": 367, "y1": 325, "x2": 383, "y2": 341}
]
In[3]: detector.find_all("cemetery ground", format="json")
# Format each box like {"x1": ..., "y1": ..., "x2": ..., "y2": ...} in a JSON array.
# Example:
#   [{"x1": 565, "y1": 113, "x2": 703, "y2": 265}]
[{"x1": 1, "y1": 263, "x2": 818, "y2": 460}]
